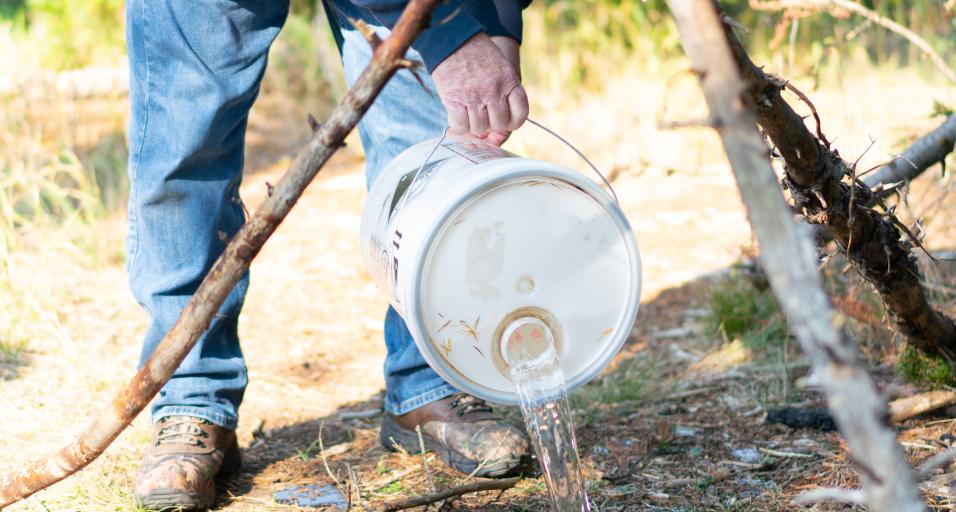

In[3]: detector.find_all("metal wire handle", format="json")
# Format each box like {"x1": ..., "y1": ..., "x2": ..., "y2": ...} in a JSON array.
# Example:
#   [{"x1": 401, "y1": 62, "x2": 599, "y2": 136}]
[
  {"x1": 392, "y1": 127, "x2": 449, "y2": 228},
  {"x1": 396, "y1": 118, "x2": 619, "y2": 225},
  {"x1": 525, "y1": 117, "x2": 620, "y2": 205}
]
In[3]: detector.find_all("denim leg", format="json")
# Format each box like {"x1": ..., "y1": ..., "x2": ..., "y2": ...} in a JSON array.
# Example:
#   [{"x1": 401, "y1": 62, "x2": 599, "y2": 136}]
[
  {"x1": 126, "y1": 0, "x2": 289, "y2": 429},
  {"x1": 327, "y1": 1, "x2": 458, "y2": 415}
]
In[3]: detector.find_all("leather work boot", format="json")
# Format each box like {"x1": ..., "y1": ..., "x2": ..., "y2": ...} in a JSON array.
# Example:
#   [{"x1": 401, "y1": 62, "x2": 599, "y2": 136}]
[
  {"x1": 380, "y1": 392, "x2": 532, "y2": 477},
  {"x1": 134, "y1": 416, "x2": 241, "y2": 511}
]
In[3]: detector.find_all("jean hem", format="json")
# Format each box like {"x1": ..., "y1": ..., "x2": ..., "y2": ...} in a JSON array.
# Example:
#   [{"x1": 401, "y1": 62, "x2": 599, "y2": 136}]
[
  {"x1": 154, "y1": 406, "x2": 238, "y2": 430},
  {"x1": 386, "y1": 384, "x2": 457, "y2": 415}
]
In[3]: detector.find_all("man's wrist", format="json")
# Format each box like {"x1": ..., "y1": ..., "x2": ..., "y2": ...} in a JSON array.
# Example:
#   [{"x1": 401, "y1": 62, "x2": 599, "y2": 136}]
[{"x1": 411, "y1": 3, "x2": 483, "y2": 72}]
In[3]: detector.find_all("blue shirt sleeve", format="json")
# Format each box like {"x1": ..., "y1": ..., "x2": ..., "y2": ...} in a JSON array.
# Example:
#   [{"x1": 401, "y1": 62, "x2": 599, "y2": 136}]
[{"x1": 349, "y1": 0, "x2": 530, "y2": 71}]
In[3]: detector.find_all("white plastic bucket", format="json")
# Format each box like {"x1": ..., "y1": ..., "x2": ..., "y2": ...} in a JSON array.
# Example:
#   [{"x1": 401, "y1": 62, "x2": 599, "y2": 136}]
[{"x1": 360, "y1": 134, "x2": 641, "y2": 404}]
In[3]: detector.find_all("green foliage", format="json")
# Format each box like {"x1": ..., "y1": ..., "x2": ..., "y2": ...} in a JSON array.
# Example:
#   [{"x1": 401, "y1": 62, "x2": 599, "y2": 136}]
[
  {"x1": 897, "y1": 344, "x2": 956, "y2": 388},
  {"x1": 523, "y1": 0, "x2": 682, "y2": 92},
  {"x1": 706, "y1": 272, "x2": 790, "y2": 350},
  {"x1": 571, "y1": 363, "x2": 646, "y2": 408},
  {"x1": 932, "y1": 99, "x2": 954, "y2": 118},
  {"x1": 4, "y1": 0, "x2": 126, "y2": 69}
]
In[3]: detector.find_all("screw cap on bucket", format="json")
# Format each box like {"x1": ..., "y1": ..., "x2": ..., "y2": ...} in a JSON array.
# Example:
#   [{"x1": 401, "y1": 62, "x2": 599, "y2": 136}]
[{"x1": 501, "y1": 317, "x2": 555, "y2": 367}]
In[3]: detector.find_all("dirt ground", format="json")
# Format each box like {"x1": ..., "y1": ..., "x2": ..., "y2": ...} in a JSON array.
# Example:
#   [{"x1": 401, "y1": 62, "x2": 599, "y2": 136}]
[{"x1": 2, "y1": 67, "x2": 956, "y2": 511}]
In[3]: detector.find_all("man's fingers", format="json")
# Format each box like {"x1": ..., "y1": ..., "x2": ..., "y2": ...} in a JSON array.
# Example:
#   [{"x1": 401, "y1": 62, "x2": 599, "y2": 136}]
[
  {"x1": 467, "y1": 104, "x2": 491, "y2": 137},
  {"x1": 484, "y1": 131, "x2": 510, "y2": 147},
  {"x1": 487, "y1": 99, "x2": 511, "y2": 134},
  {"x1": 506, "y1": 86, "x2": 529, "y2": 131},
  {"x1": 446, "y1": 103, "x2": 469, "y2": 135}
]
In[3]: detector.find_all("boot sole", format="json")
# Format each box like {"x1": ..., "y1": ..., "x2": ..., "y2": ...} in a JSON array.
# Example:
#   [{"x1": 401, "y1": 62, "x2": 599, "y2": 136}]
[
  {"x1": 137, "y1": 489, "x2": 213, "y2": 512},
  {"x1": 379, "y1": 414, "x2": 530, "y2": 478}
]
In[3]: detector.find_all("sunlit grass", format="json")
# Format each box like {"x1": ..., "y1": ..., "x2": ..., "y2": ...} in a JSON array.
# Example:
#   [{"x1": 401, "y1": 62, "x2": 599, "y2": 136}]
[{"x1": 706, "y1": 271, "x2": 790, "y2": 351}]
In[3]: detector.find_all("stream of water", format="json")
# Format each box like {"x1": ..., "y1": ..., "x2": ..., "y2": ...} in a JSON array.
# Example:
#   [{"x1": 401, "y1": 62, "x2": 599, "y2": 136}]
[{"x1": 509, "y1": 337, "x2": 592, "y2": 512}]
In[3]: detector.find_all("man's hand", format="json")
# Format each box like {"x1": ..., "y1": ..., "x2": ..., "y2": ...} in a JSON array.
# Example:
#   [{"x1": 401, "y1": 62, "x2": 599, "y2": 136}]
[{"x1": 431, "y1": 33, "x2": 528, "y2": 147}]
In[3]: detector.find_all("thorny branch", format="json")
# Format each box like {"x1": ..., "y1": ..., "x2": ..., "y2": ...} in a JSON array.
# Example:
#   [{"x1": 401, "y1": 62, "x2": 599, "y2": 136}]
[
  {"x1": 725, "y1": 4, "x2": 956, "y2": 360},
  {"x1": 0, "y1": 0, "x2": 443, "y2": 507}
]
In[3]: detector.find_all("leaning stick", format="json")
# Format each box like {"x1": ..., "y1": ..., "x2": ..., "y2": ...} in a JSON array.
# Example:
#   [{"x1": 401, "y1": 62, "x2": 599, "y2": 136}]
[
  {"x1": 380, "y1": 477, "x2": 520, "y2": 512},
  {"x1": 667, "y1": 1, "x2": 926, "y2": 510},
  {"x1": 0, "y1": 0, "x2": 440, "y2": 506},
  {"x1": 750, "y1": 0, "x2": 956, "y2": 85}
]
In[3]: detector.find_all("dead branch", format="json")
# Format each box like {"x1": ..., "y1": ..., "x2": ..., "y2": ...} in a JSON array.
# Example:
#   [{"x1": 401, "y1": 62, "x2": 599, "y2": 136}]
[
  {"x1": 793, "y1": 487, "x2": 867, "y2": 506},
  {"x1": 864, "y1": 115, "x2": 956, "y2": 196},
  {"x1": 916, "y1": 447, "x2": 956, "y2": 480},
  {"x1": 0, "y1": 0, "x2": 442, "y2": 507},
  {"x1": 889, "y1": 390, "x2": 956, "y2": 423},
  {"x1": 379, "y1": 477, "x2": 520, "y2": 512},
  {"x1": 750, "y1": 0, "x2": 956, "y2": 85},
  {"x1": 667, "y1": 0, "x2": 926, "y2": 510},
  {"x1": 726, "y1": 4, "x2": 956, "y2": 360}
]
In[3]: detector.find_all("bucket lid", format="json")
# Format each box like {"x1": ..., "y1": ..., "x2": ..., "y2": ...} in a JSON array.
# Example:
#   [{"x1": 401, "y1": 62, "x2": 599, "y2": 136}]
[{"x1": 413, "y1": 167, "x2": 641, "y2": 404}]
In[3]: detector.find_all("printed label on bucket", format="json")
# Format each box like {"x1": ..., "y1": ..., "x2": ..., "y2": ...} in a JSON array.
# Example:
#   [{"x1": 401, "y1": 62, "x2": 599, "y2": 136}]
[{"x1": 442, "y1": 140, "x2": 516, "y2": 164}]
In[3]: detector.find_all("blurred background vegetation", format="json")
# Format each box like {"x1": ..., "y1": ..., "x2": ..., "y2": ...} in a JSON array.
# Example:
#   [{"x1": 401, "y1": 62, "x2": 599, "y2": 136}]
[{"x1": 0, "y1": 0, "x2": 954, "y2": 377}]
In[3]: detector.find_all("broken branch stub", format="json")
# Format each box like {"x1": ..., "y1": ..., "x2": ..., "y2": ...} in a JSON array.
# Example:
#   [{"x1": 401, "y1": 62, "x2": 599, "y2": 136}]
[
  {"x1": 666, "y1": 0, "x2": 925, "y2": 510},
  {"x1": 0, "y1": 0, "x2": 442, "y2": 507},
  {"x1": 722, "y1": 9, "x2": 956, "y2": 361}
]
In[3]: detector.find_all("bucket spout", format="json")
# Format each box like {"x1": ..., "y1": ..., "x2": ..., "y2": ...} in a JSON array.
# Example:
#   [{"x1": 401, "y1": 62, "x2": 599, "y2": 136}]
[{"x1": 501, "y1": 317, "x2": 557, "y2": 367}]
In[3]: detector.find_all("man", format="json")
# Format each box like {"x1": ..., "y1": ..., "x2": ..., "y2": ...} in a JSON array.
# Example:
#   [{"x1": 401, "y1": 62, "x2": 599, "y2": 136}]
[{"x1": 126, "y1": 0, "x2": 533, "y2": 509}]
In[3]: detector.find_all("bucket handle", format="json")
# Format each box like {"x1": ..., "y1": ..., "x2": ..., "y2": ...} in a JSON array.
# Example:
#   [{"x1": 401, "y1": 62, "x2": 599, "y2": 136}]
[{"x1": 525, "y1": 117, "x2": 620, "y2": 205}]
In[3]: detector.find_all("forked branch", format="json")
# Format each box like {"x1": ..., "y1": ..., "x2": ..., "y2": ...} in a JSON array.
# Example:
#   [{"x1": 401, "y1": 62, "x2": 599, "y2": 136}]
[{"x1": 0, "y1": 0, "x2": 442, "y2": 507}]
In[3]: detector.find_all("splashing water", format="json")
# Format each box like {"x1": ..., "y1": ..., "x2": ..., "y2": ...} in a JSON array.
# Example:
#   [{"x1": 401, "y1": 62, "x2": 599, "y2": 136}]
[{"x1": 508, "y1": 323, "x2": 591, "y2": 512}]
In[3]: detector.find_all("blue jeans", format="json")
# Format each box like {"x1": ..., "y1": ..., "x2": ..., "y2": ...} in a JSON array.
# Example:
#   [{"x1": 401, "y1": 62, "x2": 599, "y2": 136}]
[{"x1": 127, "y1": 0, "x2": 456, "y2": 430}]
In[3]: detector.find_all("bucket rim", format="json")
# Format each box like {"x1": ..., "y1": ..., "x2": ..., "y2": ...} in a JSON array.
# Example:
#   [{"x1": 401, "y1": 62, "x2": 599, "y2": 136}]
[{"x1": 405, "y1": 158, "x2": 642, "y2": 405}]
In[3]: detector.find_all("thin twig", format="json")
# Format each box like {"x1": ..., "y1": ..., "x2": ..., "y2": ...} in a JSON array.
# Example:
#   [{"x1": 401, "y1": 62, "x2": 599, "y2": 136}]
[
  {"x1": 847, "y1": 137, "x2": 876, "y2": 252},
  {"x1": 348, "y1": 463, "x2": 365, "y2": 510},
  {"x1": 319, "y1": 420, "x2": 343, "y2": 487},
  {"x1": 415, "y1": 425, "x2": 441, "y2": 508},
  {"x1": 379, "y1": 478, "x2": 520, "y2": 512},
  {"x1": 784, "y1": 81, "x2": 830, "y2": 148},
  {"x1": 917, "y1": 448, "x2": 956, "y2": 480}
]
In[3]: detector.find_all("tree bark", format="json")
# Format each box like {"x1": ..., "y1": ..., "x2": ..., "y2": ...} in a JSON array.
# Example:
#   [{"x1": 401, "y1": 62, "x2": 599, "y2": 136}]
[
  {"x1": 0, "y1": 0, "x2": 441, "y2": 507},
  {"x1": 864, "y1": 115, "x2": 956, "y2": 196},
  {"x1": 666, "y1": 1, "x2": 926, "y2": 510},
  {"x1": 722, "y1": 12, "x2": 956, "y2": 361}
]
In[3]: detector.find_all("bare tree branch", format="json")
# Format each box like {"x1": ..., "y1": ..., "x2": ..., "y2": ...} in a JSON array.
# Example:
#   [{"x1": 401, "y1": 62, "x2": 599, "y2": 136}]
[
  {"x1": 750, "y1": 0, "x2": 956, "y2": 85},
  {"x1": 864, "y1": 115, "x2": 956, "y2": 196},
  {"x1": 666, "y1": 1, "x2": 926, "y2": 510},
  {"x1": 793, "y1": 487, "x2": 867, "y2": 505},
  {"x1": 379, "y1": 477, "x2": 520, "y2": 512},
  {"x1": 0, "y1": 0, "x2": 442, "y2": 507},
  {"x1": 916, "y1": 447, "x2": 956, "y2": 480}
]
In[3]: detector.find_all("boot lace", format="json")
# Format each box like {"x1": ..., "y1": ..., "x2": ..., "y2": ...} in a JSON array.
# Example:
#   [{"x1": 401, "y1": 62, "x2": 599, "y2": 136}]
[
  {"x1": 448, "y1": 393, "x2": 493, "y2": 418},
  {"x1": 155, "y1": 416, "x2": 211, "y2": 449}
]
